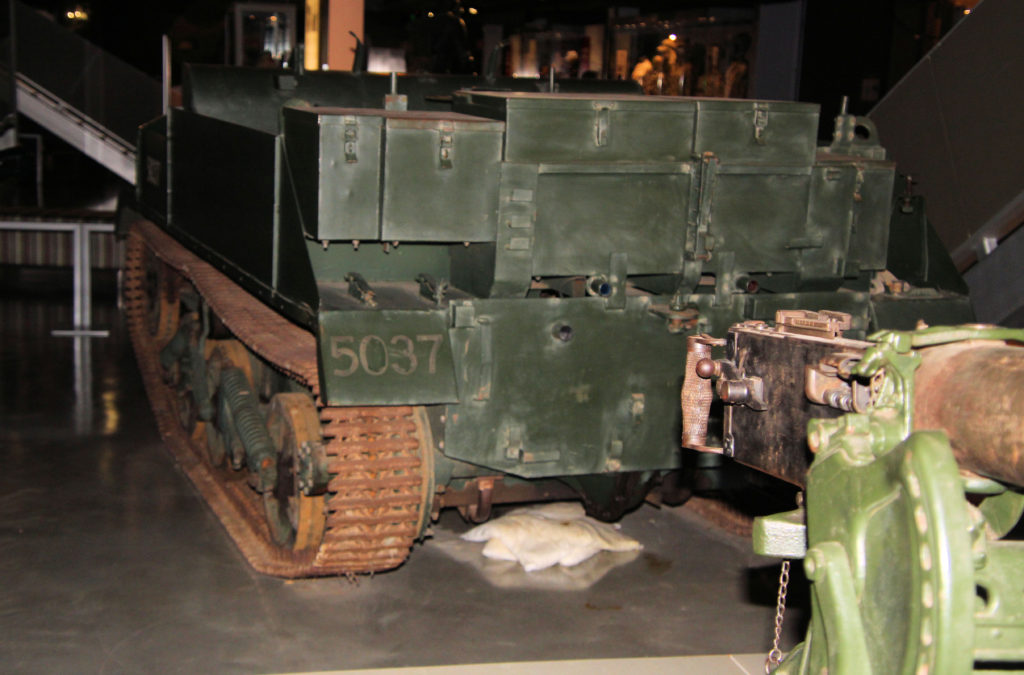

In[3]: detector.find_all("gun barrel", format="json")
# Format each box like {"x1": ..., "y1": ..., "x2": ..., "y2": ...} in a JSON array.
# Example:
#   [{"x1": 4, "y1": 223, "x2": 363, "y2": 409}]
[{"x1": 914, "y1": 341, "x2": 1024, "y2": 486}]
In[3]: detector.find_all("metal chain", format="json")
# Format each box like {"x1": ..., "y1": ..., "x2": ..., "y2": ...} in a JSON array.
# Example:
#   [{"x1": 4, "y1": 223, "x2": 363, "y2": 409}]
[{"x1": 765, "y1": 559, "x2": 791, "y2": 673}]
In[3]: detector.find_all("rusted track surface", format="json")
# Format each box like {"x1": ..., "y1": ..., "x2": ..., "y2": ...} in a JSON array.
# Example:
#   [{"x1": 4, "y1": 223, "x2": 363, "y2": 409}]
[
  {"x1": 313, "y1": 405, "x2": 430, "y2": 574},
  {"x1": 129, "y1": 219, "x2": 320, "y2": 391},
  {"x1": 124, "y1": 221, "x2": 427, "y2": 576}
]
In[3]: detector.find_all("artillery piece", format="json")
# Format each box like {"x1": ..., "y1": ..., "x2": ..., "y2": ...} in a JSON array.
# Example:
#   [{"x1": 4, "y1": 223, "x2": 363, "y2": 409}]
[{"x1": 683, "y1": 312, "x2": 1024, "y2": 673}]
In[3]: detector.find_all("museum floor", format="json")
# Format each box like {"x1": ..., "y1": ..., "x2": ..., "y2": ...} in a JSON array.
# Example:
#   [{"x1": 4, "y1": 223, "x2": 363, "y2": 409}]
[{"x1": 0, "y1": 274, "x2": 804, "y2": 674}]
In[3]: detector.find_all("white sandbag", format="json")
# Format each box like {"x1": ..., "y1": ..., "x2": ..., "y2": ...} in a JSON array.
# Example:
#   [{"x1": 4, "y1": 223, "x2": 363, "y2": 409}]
[{"x1": 461, "y1": 502, "x2": 642, "y2": 572}]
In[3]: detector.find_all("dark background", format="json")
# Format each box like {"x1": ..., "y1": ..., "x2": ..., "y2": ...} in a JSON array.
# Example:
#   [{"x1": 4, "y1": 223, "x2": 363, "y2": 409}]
[{"x1": 27, "y1": 0, "x2": 973, "y2": 116}]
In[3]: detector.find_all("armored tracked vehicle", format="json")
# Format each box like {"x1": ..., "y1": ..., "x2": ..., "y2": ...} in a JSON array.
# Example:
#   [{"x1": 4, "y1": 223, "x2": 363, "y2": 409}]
[
  {"x1": 682, "y1": 314, "x2": 1024, "y2": 673},
  {"x1": 123, "y1": 66, "x2": 971, "y2": 576}
]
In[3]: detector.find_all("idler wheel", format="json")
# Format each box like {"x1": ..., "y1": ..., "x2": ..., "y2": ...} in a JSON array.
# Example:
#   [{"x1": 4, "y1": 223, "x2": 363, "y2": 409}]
[{"x1": 263, "y1": 393, "x2": 327, "y2": 551}]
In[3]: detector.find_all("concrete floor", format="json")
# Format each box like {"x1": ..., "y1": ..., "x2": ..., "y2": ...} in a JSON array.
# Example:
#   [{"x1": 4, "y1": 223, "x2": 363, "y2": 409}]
[{"x1": 0, "y1": 280, "x2": 805, "y2": 674}]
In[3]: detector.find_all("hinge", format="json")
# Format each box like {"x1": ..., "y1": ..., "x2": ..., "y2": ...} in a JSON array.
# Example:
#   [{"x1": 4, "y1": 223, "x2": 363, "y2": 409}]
[
  {"x1": 853, "y1": 165, "x2": 865, "y2": 202},
  {"x1": 504, "y1": 423, "x2": 523, "y2": 460},
  {"x1": 687, "y1": 152, "x2": 719, "y2": 262},
  {"x1": 475, "y1": 320, "x2": 492, "y2": 400}
]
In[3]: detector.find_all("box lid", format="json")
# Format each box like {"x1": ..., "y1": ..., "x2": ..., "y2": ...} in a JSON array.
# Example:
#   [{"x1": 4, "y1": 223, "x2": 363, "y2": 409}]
[
  {"x1": 288, "y1": 105, "x2": 505, "y2": 132},
  {"x1": 454, "y1": 90, "x2": 699, "y2": 116}
]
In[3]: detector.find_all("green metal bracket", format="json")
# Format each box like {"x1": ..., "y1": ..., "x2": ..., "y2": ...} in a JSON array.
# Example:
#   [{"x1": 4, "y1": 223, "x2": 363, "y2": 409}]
[
  {"x1": 753, "y1": 508, "x2": 807, "y2": 559},
  {"x1": 770, "y1": 323, "x2": 1024, "y2": 673},
  {"x1": 607, "y1": 252, "x2": 628, "y2": 310},
  {"x1": 491, "y1": 163, "x2": 539, "y2": 297},
  {"x1": 979, "y1": 489, "x2": 1024, "y2": 540},
  {"x1": 878, "y1": 323, "x2": 1024, "y2": 348},
  {"x1": 779, "y1": 431, "x2": 976, "y2": 674},
  {"x1": 973, "y1": 542, "x2": 1024, "y2": 662},
  {"x1": 804, "y1": 541, "x2": 872, "y2": 675}
]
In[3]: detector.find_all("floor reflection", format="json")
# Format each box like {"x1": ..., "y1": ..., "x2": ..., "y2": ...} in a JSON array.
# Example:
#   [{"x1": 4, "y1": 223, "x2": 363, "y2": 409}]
[
  {"x1": 0, "y1": 271, "x2": 806, "y2": 672},
  {"x1": 0, "y1": 274, "x2": 126, "y2": 438}
]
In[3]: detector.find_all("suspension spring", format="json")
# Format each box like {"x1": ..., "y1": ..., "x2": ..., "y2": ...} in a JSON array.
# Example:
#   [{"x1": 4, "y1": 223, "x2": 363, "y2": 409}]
[{"x1": 221, "y1": 366, "x2": 277, "y2": 491}]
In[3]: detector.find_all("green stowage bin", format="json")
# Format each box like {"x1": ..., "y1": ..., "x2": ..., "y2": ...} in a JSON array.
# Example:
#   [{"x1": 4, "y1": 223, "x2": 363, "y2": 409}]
[
  {"x1": 282, "y1": 106, "x2": 384, "y2": 242},
  {"x1": 454, "y1": 91, "x2": 698, "y2": 162},
  {"x1": 691, "y1": 98, "x2": 820, "y2": 164},
  {"x1": 380, "y1": 111, "x2": 504, "y2": 243},
  {"x1": 453, "y1": 91, "x2": 820, "y2": 165},
  {"x1": 282, "y1": 107, "x2": 504, "y2": 243}
]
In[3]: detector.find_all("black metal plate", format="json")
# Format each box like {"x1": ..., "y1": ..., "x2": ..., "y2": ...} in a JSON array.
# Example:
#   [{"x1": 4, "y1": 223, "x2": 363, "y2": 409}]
[{"x1": 727, "y1": 326, "x2": 851, "y2": 486}]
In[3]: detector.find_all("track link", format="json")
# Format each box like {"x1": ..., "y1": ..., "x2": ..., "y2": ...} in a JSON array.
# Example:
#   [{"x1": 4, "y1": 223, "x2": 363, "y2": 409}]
[{"x1": 124, "y1": 221, "x2": 429, "y2": 577}]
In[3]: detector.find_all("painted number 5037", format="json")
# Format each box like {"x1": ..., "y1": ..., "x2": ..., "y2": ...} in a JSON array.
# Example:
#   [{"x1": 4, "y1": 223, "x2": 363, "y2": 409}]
[{"x1": 331, "y1": 334, "x2": 443, "y2": 377}]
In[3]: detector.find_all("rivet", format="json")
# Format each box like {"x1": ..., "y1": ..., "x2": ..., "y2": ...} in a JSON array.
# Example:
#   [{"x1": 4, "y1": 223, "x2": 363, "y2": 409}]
[
  {"x1": 906, "y1": 472, "x2": 922, "y2": 498},
  {"x1": 915, "y1": 505, "x2": 928, "y2": 534},
  {"x1": 921, "y1": 580, "x2": 934, "y2": 609},
  {"x1": 919, "y1": 543, "x2": 932, "y2": 571}
]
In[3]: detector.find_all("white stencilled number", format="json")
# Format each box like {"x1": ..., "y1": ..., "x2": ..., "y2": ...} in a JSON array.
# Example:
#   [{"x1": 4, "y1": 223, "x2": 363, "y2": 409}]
[
  {"x1": 330, "y1": 336, "x2": 358, "y2": 376},
  {"x1": 390, "y1": 335, "x2": 417, "y2": 375},
  {"x1": 416, "y1": 334, "x2": 442, "y2": 374},
  {"x1": 359, "y1": 335, "x2": 389, "y2": 376},
  {"x1": 330, "y1": 333, "x2": 443, "y2": 377}
]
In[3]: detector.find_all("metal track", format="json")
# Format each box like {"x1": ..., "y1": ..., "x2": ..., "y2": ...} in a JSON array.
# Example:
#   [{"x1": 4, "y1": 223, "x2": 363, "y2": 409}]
[{"x1": 124, "y1": 221, "x2": 429, "y2": 577}]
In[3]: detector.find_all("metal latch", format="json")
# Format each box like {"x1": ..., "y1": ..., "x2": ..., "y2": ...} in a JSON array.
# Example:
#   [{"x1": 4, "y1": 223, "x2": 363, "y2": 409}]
[
  {"x1": 503, "y1": 423, "x2": 560, "y2": 463},
  {"x1": 594, "y1": 105, "x2": 611, "y2": 147},
  {"x1": 753, "y1": 103, "x2": 769, "y2": 144},
  {"x1": 343, "y1": 116, "x2": 358, "y2": 163},
  {"x1": 439, "y1": 121, "x2": 454, "y2": 169}
]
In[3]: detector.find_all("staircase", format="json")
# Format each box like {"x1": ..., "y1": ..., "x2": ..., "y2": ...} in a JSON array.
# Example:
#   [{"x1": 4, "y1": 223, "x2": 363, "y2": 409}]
[{"x1": 8, "y1": 0, "x2": 161, "y2": 184}]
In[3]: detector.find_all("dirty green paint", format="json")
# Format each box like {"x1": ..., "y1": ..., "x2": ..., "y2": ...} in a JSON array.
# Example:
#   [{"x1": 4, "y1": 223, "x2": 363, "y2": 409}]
[
  {"x1": 762, "y1": 324, "x2": 1024, "y2": 673},
  {"x1": 140, "y1": 68, "x2": 976, "y2": 516}
]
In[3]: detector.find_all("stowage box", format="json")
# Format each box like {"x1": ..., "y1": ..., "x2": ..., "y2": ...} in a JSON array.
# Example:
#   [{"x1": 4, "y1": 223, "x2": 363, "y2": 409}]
[
  {"x1": 282, "y1": 107, "x2": 505, "y2": 243},
  {"x1": 453, "y1": 91, "x2": 819, "y2": 164}
]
